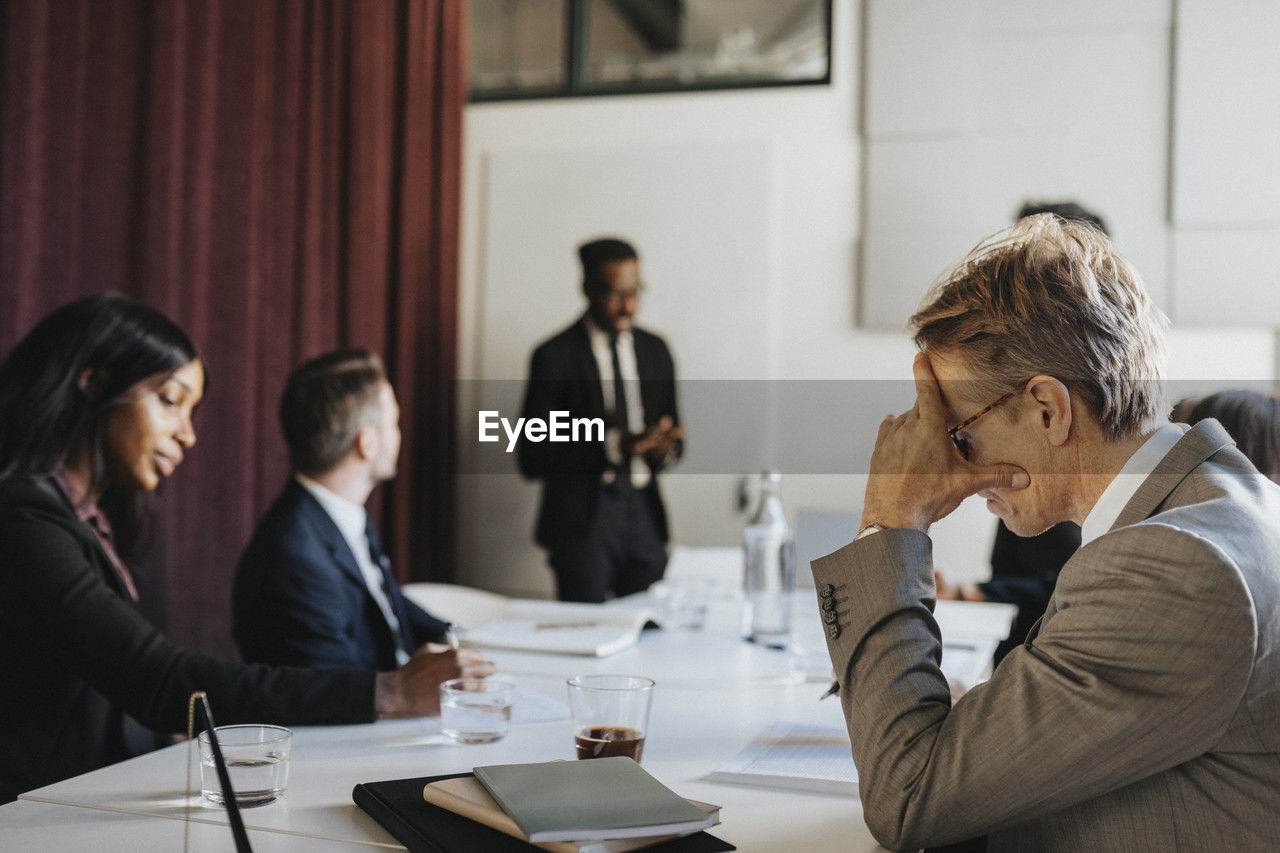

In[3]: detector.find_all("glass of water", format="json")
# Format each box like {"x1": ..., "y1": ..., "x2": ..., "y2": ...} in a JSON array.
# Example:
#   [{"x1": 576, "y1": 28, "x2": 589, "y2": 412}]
[
  {"x1": 789, "y1": 608, "x2": 836, "y2": 683},
  {"x1": 653, "y1": 578, "x2": 712, "y2": 630},
  {"x1": 198, "y1": 724, "x2": 291, "y2": 807},
  {"x1": 440, "y1": 678, "x2": 516, "y2": 743}
]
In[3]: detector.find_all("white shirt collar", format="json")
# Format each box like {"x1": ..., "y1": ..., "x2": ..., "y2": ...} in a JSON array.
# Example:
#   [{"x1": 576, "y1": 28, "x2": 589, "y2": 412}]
[
  {"x1": 295, "y1": 473, "x2": 367, "y2": 544},
  {"x1": 582, "y1": 313, "x2": 632, "y2": 347},
  {"x1": 1079, "y1": 423, "x2": 1185, "y2": 546}
]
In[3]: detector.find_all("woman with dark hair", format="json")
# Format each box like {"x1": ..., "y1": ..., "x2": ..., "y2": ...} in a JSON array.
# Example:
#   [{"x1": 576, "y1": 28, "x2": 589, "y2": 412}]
[
  {"x1": 0, "y1": 294, "x2": 492, "y2": 803},
  {"x1": 1173, "y1": 390, "x2": 1280, "y2": 483},
  {"x1": 0, "y1": 294, "x2": 203, "y2": 558}
]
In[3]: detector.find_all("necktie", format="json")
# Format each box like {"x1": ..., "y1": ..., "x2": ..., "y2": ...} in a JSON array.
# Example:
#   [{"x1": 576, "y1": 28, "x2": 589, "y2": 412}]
[
  {"x1": 365, "y1": 519, "x2": 408, "y2": 660},
  {"x1": 610, "y1": 335, "x2": 632, "y2": 485},
  {"x1": 609, "y1": 334, "x2": 629, "y2": 431}
]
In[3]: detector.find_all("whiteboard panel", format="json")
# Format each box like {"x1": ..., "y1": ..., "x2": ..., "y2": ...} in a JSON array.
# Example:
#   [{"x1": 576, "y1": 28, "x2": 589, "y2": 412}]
[
  {"x1": 975, "y1": 0, "x2": 1171, "y2": 33},
  {"x1": 861, "y1": 16, "x2": 1171, "y2": 327},
  {"x1": 861, "y1": 131, "x2": 1170, "y2": 327},
  {"x1": 479, "y1": 142, "x2": 774, "y2": 381},
  {"x1": 1172, "y1": 0, "x2": 1280, "y2": 226},
  {"x1": 865, "y1": 0, "x2": 972, "y2": 136},
  {"x1": 970, "y1": 30, "x2": 1168, "y2": 136},
  {"x1": 1172, "y1": 228, "x2": 1280, "y2": 325},
  {"x1": 1165, "y1": 327, "x2": 1275, "y2": 384}
]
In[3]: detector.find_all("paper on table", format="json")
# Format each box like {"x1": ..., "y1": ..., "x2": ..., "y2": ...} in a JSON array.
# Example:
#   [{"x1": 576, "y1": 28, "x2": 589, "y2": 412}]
[
  {"x1": 934, "y1": 600, "x2": 1017, "y2": 641},
  {"x1": 941, "y1": 638, "x2": 998, "y2": 688},
  {"x1": 708, "y1": 721, "x2": 858, "y2": 795},
  {"x1": 460, "y1": 599, "x2": 659, "y2": 657}
]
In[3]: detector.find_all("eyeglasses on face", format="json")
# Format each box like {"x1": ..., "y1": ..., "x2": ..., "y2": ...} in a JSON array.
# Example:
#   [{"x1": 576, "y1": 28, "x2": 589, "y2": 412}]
[
  {"x1": 596, "y1": 284, "x2": 644, "y2": 306},
  {"x1": 947, "y1": 392, "x2": 1015, "y2": 461}
]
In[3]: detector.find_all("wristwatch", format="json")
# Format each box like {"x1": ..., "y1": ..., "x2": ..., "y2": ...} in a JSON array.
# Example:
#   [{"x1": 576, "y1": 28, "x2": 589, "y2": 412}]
[{"x1": 855, "y1": 523, "x2": 886, "y2": 540}]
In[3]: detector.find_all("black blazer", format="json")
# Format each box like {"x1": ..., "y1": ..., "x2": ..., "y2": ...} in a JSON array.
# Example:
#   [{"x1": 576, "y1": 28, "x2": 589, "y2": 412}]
[
  {"x1": 517, "y1": 319, "x2": 680, "y2": 548},
  {"x1": 981, "y1": 519, "x2": 1081, "y2": 664},
  {"x1": 233, "y1": 479, "x2": 448, "y2": 671},
  {"x1": 0, "y1": 477, "x2": 375, "y2": 804}
]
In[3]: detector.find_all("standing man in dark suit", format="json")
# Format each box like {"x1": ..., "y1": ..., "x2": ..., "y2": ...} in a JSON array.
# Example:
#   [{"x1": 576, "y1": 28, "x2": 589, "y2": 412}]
[
  {"x1": 234, "y1": 350, "x2": 466, "y2": 672},
  {"x1": 518, "y1": 237, "x2": 684, "y2": 602}
]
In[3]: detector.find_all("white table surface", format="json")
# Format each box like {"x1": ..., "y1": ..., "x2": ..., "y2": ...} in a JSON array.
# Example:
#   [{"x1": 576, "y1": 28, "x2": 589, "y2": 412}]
[
  {"x1": 0, "y1": 799, "x2": 375, "y2": 851},
  {"x1": 2, "y1": 595, "x2": 1014, "y2": 852}
]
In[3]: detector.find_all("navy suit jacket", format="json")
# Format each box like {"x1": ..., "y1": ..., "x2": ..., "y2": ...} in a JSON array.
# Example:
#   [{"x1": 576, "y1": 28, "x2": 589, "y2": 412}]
[
  {"x1": 516, "y1": 319, "x2": 680, "y2": 548},
  {"x1": 233, "y1": 479, "x2": 447, "y2": 671}
]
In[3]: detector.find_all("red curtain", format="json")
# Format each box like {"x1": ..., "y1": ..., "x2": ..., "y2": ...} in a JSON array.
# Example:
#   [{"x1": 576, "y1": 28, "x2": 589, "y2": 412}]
[{"x1": 0, "y1": 0, "x2": 465, "y2": 657}]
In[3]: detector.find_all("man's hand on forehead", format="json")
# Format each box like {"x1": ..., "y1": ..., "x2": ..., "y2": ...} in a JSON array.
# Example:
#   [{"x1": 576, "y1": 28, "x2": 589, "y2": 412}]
[{"x1": 858, "y1": 354, "x2": 1029, "y2": 532}]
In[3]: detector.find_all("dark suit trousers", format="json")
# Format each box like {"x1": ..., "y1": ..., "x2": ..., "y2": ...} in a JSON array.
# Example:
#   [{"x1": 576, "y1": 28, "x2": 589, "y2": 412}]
[{"x1": 549, "y1": 484, "x2": 667, "y2": 603}]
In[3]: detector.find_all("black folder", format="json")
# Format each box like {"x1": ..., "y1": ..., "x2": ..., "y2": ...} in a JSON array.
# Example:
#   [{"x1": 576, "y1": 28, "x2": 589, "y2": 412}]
[{"x1": 353, "y1": 773, "x2": 735, "y2": 853}]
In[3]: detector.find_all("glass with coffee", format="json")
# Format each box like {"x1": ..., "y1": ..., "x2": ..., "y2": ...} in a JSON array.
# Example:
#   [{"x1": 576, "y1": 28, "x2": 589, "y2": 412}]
[
  {"x1": 566, "y1": 675, "x2": 654, "y2": 763},
  {"x1": 575, "y1": 725, "x2": 645, "y2": 761}
]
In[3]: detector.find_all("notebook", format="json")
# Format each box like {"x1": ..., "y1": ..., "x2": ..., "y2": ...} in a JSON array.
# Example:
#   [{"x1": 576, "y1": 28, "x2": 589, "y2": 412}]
[
  {"x1": 473, "y1": 758, "x2": 715, "y2": 842},
  {"x1": 353, "y1": 774, "x2": 733, "y2": 853},
  {"x1": 423, "y1": 775, "x2": 722, "y2": 853}
]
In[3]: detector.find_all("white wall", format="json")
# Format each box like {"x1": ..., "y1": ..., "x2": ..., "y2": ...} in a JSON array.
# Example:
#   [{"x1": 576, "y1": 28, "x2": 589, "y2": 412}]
[
  {"x1": 860, "y1": 0, "x2": 1173, "y2": 325},
  {"x1": 455, "y1": 0, "x2": 1276, "y2": 598},
  {"x1": 1171, "y1": 0, "x2": 1280, "y2": 325}
]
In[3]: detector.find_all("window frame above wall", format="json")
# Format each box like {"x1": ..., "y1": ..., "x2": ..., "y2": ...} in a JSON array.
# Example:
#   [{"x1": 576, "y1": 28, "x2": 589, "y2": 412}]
[{"x1": 469, "y1": 0, "x2": 833, "y2": 103}]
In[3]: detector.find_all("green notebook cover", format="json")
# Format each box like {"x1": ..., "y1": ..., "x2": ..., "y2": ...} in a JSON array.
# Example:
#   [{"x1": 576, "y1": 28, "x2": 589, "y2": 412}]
[{"x1": 474, "y1": 758, "x2": 714, "y2": 843}]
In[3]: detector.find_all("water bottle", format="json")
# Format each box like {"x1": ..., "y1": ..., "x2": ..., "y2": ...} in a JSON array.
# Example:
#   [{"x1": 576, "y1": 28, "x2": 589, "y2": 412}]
[{"x1": 742, "y1": 470, "x2": 795, "y2": 647}]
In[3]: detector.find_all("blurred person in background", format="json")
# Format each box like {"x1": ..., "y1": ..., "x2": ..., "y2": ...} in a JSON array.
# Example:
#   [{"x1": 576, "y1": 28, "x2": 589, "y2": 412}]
[
  {"x1": 518, "y1": 237, "x2": 683, "y2": 602},
  {"x1": 1173, "y1": 389, "x2": 1280, "y2": 482}
]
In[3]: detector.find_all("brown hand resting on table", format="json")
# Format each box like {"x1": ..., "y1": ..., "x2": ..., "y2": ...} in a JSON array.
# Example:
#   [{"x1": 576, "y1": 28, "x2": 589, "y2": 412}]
[{"x1": 375, "y1": 645, "x2": 496, "y2": 717}]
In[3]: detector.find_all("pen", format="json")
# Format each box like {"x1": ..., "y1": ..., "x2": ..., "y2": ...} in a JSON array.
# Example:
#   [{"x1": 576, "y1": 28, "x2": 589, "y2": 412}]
[
  {"x1": 819, "y1": 680, "x2": 840, "y2": 701},
  {"x1": 445, "y1": 623, "x2": 461, "y2": 650}
]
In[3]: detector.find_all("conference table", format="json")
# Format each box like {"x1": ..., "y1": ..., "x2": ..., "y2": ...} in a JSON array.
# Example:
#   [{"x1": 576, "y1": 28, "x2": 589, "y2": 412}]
[{"x1": 2, "y1": 587, "x2": 1014, "y2": 852}]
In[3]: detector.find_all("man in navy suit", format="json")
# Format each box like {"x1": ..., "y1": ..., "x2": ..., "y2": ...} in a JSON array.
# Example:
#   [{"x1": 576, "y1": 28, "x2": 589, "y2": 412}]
[
  {"x1": 518, "y1": 237, "x2": 683, "y2": 602},
  {"x1": 234, "y1": 350, "x2": 464, "y2": 672}
]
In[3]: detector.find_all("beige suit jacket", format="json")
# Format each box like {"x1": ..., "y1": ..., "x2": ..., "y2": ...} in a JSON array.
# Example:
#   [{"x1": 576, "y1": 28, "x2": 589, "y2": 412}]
[{"x1": 811, "y1": 420, "x2": 1280, "y2": 851}]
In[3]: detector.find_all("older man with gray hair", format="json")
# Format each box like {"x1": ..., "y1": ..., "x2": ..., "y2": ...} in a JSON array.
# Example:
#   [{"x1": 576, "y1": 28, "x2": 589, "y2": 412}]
[{"x1": 814, "y1": 215, "x2": 1280, "y2": 850}]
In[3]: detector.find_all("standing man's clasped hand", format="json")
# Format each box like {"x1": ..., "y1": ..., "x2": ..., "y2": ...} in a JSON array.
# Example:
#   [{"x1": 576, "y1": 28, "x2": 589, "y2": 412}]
[
  {"x1": 860, "y1": 354, "x2": 1031, "y2": 532},
  {"x1": 621, "y1": 415, "x2": 685, "y2": 466}
]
